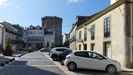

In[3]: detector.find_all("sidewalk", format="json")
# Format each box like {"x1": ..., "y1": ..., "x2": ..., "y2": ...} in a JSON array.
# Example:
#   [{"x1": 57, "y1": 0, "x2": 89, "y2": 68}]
[
  {"x1": 0, "y1": 50, "x2": 27, "y2": 64},
  {"x1": 0, "y1": 50, "x2": 27, "y2": 57},
  {"x1": 122, "y1": 68, "x2": 133, "y2": 72},
  {"x1": 44, "y1": 52, "x2": 77, "y2": 75},
  {"x1": 12, "y1": 50, "x2": 27, "y2": 57}
]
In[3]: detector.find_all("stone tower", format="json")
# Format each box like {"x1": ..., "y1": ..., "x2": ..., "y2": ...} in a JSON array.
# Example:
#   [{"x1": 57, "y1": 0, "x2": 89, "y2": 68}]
[{"x1": 42, "y1": 16, "x2": 62, "y2": 47}]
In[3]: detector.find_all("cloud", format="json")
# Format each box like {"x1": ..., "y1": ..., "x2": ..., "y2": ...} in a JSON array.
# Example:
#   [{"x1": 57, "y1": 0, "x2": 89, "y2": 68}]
[
  {"x1": 0, "y1": 0, "x2": 8, "y2": 6},
  {"x1": 67, "y1": 0, "x2": 83, "y2": 3},
  {"x1": 3, "y1": 2, "x2": 10, "y2": 7}
]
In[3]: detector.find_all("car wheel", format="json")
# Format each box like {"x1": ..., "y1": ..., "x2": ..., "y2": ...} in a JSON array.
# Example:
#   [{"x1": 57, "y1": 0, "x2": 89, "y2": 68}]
[
  {"x1": 60, "y1": 60, "x2": 64, "y2": 65},
  {"x1": 67, "y1": 62, "x2": 77, "y2": 71},
  {"x1": 106, "y1": 65, "x2": 117, "y2": 74},
  {"x1": 52, "y1": 55, "x2": 58, "y2": 61}
]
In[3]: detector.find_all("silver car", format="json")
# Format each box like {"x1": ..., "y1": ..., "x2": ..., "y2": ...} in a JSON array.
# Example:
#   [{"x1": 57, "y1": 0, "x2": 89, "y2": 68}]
[{"x1": 49, "y1": 47, "x2": 71, "y2": 61}]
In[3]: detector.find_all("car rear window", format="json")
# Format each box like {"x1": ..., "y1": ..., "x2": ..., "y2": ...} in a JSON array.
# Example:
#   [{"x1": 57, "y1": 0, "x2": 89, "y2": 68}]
[
  {"x1": 62, "y1": 50, "x2": 72, "y2": 55},
  {"x1": 56, "y1": 49, "x2": 67, "y2": 51}
]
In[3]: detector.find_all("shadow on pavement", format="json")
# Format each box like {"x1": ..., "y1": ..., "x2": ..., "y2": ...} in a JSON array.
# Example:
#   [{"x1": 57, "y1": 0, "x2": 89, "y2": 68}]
[
  {"x1": 0, "y1": 60, "x2": 65, "y2": 75},
  {"x1": 0, "y1": 56, "x2": 11, "y2": 63}
]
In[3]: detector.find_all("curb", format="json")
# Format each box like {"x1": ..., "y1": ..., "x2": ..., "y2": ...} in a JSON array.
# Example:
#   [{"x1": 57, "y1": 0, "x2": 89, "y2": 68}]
[
  {"x1": 0, "y1": 52, "x2": 27, "y2": 68},
  {"x1": 17, "y1": 52, "x2": 27, "y2": 57},
  {"x1": 0, "y1": 58, "x2": 15, "y2": 67},
  {"x1": 122, "y1": 69, "x2": 133, "y2": 72}
]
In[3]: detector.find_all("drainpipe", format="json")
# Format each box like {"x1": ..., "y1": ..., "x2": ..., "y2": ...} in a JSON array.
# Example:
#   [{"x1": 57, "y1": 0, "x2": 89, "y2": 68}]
[{"x1": 130, "y1": 2, "x2": 133, "y2": 67}]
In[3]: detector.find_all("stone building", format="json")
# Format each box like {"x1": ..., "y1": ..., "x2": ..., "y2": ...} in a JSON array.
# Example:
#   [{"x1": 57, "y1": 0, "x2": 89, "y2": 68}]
[{"x1": 42, "y1": 16, "x2": 62, "y2": 47}]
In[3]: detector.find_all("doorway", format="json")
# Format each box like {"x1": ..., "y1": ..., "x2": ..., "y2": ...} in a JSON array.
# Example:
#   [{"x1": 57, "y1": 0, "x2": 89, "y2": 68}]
[{"x1": 104, "y1": 42, "x2": 112, "y2": 58}]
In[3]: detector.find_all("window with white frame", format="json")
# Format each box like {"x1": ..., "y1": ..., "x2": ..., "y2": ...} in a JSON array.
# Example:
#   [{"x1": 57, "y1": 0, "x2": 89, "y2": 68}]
[
  {"x1": 104, "y1": 17, "x2": 110, "y2": 37},
  {"x1": 79, "y1": 31, "x2": 82, "y2": 39},
  {"x1": 84, "y1": 28, "x2": 87, "y2": 41},
  {"x1": 91, "y1": 25, "x2": 95, "y2": 40}
]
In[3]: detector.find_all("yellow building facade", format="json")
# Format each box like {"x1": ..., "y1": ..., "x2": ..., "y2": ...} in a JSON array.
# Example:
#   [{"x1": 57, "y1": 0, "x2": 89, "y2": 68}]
[{"x1": 70, "y1": 0, "x2": 133, "y2": 68}]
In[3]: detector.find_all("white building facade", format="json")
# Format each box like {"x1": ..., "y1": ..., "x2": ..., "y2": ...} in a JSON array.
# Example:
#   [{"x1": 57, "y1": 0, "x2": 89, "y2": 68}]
[
  {"x1": 25, "y1": 25, "x2": 44, "y2": 49},
  {"x1": 0, "y1": 21, "x2": 22, "y2": 51},
  {"x1": 69, "y1": 24, "x2": 77, "y2": 50},
  {"x1": 44, "y1": 30, "x2": 54, "y2": 48}
]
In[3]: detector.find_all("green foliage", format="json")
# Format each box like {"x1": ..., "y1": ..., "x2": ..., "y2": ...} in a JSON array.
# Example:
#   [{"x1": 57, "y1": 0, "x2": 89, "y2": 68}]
[{"x1": 3, "y1": 38, "x2": 13, "y2": 56}]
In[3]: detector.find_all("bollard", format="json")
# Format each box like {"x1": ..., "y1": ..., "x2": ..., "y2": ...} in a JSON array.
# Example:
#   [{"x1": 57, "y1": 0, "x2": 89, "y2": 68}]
[
  {"x1": 9, "y1": 59, "x2": 13, "y2": 62},
  {"x1": 5, "y1": 61, "x2": 9, "y2": 64},
  {"x1": 0, "y1": 63, "x2": 5, "y2": 67},
  {"x1": 12, "y1": 58, "x2": 15, "y2": 61}
]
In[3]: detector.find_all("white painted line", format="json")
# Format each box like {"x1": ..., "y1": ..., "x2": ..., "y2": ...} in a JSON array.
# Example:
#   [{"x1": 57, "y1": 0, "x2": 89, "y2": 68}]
[{"x1": 7, "y1": 65, "x2": 57, "y2": 67}]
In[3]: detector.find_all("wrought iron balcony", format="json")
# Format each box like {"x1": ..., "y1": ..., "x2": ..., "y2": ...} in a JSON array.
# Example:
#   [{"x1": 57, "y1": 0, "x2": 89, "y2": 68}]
[
  {"x1": 104, "y1": 32, "x2": 110, "y2": 38},
  {"x1": 91, "y1": 36, "x2": 95, "y2": 40},
  {"x1": 77, "y1": 39, "x2": 83, "y2": 43}
]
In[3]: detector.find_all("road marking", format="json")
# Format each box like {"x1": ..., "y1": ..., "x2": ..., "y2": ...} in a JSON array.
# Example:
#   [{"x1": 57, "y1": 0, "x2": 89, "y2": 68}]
[
  {"x1": 6, "y1": 65, "x2": 57, "y2": 67},
  {"x1": 44, "y1": 53, "x2": 77, "y2": 75}
]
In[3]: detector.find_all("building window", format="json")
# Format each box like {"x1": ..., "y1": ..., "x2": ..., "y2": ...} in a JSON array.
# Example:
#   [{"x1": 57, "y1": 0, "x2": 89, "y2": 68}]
[
  {"x1": 84, "y1": 28, "x2": 87, "y2": 41},
  {"x1": 79, "y1": 31, "x2": 82, "y2": 39},
  {"x1": 47, "y1": 43, "x2": 49, "y2": 47},
  {"x1": 91, "y1": 43, "x2": 95, "y2": 51},
  {"x1": 84, "y1": 44, "x2": 87, "y2": 50},
  {"x1": 91, "y1": 25, "x2": 95, "y2": 40},
  {"x1": 79, "y1": 44, "x2": 81, "y2": 50},
  {"x1": 104, "y1": 17, "x2": 110, "y2": 38}
]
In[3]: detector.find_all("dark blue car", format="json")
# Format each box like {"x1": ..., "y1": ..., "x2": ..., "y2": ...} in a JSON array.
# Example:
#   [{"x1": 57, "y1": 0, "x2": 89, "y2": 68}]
[{"x1": 58, "y1": 50, "x2": 72, "y2": 65}]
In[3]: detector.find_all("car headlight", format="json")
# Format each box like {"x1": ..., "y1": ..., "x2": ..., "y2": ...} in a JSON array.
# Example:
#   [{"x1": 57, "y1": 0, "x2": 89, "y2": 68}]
[{"x1": 66, "y1": 56, "x2": 70, "y2": 59}]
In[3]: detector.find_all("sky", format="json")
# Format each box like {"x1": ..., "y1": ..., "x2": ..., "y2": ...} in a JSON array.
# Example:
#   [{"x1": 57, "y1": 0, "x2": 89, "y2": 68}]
[{"x1": 0, "y1": 0, "x2": 110, "y2": 35}]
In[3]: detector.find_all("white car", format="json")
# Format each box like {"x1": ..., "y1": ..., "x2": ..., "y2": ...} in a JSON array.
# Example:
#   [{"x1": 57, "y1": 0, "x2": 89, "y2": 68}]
[
  {"x1": 64, "y1": 50, "x2": 121, "y2": 73},
  {"x1": 39, "y1": 48, "x2": 50, "y2": 52},
  {"x1": 49, "y1": 47, "x2": 71, "y2": 61}
]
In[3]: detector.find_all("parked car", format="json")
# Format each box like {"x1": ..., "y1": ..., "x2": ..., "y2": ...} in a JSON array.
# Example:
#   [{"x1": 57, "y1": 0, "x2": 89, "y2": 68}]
[
  {"x1": 58, "y1": 50, "x2": 72, "y2": 65},
  {"x1": 23, "y1": 47, "x2": 33, "y2": 52},
  {"x1": 39, "y1": 48, "x2": 50, "y2": 52},
  {"x1": 64, "y1": 50, "x2": 121, "y2": 74},
  {"x1": 49, "y1": 47, "x2": 71, "y2": 61}
]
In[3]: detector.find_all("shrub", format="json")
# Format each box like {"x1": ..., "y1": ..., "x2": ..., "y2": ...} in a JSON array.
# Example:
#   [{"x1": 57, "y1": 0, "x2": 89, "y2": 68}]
[{"x1": 3, "y1": 38, "x2": 13, "y2": 56}]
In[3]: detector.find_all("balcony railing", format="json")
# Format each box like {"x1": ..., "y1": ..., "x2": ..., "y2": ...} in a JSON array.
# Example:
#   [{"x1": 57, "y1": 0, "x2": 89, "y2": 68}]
[
  {"x1": 84, "y1": 38, "x2": 87, "y2": 41},
  {"x1": 91, "y1": 36, "x2": 95, "y2": 40},
  {"x1": 11, "y1": 40, "x2": 24, "y2": 44},
  {"x1": 104, "y1": 32, "x2": 110, "y2": 38},
  {"x1": 69, "y1": 35, "x2": 76, "y2": 43},
  {"x1": 77, "y1": 39, "x2": 83, "y2": 43}
]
